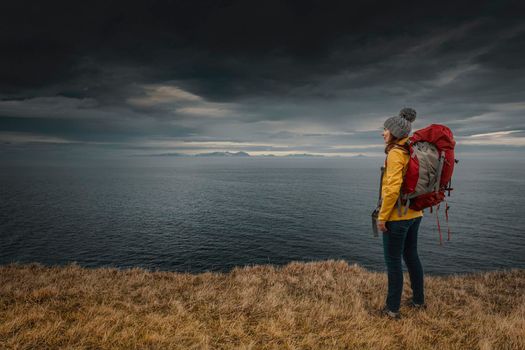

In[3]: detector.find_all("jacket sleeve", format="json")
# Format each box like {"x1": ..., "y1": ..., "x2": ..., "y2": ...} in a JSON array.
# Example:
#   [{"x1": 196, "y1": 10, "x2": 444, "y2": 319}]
[{"x1": 378, "y1": 149, "x2": 406, "y2": 221}]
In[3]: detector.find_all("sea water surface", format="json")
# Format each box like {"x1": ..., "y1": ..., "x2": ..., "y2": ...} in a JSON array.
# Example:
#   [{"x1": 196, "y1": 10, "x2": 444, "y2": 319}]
[{"x1": 1, "y1": 156, "x2": 524, "y2": 275}]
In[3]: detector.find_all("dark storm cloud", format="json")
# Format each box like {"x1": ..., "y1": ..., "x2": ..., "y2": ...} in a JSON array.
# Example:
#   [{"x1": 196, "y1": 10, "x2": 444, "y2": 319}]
[
  {"x1": 1, "y1": 0, "x2": 525, "y2": 156},
  {"x1": 1, "y1": 1, "x2": 522, "y2": 98}
]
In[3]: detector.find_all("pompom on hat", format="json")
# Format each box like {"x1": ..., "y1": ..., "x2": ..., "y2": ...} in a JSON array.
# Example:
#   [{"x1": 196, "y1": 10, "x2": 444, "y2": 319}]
[
  {"x1": 399, "y1": 107, "x2": 416, "y2": 122},
  {"x1": 384, "y1": 107, "x2": 417, "y2": 138}
]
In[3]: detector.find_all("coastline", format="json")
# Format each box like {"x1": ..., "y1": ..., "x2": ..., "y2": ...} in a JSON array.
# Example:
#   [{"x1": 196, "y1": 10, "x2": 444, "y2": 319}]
[{"x1": 1, "y1": 259, "x2": 523, "y2": 349}]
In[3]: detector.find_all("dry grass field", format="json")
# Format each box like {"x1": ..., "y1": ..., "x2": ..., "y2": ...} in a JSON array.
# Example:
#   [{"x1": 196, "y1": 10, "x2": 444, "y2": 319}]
[{"x1": 1, "y1": 259, "x2": 523, "y2": 349}]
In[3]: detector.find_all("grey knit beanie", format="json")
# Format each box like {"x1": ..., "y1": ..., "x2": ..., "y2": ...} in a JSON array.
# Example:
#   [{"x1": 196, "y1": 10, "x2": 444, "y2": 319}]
[{"x1": 384, "y1": 107, "x2": 417, "y2": 138}]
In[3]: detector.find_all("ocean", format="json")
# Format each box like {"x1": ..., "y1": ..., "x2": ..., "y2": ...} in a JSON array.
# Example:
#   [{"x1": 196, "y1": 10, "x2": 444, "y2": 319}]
[{"x1": 1, "y1": 156, "x2": 524, "y2": 275}]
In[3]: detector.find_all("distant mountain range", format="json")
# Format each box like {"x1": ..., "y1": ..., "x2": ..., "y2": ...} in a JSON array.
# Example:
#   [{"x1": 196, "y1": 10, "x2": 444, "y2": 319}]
[
  {"x1": 194, "y1": 151, "x2": 250, "y2": 157},
  {"x1": 144, "y1": 151, "x2": 368, "y2": 158},
  {"x1": 145, "y1": 151, "x2": 249, "y2": 157}
]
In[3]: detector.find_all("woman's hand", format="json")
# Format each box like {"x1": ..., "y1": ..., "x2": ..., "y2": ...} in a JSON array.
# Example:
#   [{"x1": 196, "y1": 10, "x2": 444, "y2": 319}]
[{"x1": 377, "y1": 221, "x2": 387, "y2": 232}]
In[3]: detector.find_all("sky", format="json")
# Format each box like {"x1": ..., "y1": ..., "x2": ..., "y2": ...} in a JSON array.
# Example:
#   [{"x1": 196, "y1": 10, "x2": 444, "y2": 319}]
[{"x1": 1, "y1": 0, "x2": 524, "y2": 159}]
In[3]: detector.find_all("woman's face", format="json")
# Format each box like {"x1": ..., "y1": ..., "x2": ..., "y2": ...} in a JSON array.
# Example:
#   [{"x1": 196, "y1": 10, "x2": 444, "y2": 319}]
[{"x1": 382, "y1": 128, "x2": 392, "y2": 144}]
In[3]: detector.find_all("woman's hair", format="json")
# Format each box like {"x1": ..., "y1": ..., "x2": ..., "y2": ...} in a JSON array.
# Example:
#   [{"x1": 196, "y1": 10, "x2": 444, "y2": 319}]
[{"x1": 384, "y1": 131, "x2": 401, "y2": 154}]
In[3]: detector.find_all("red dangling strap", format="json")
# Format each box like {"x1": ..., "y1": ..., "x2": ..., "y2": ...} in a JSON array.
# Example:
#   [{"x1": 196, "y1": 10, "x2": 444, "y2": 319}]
[
  {"x1": 435, "y1": 204, "x2": 442, "y2": 245},
  {"x1": 444, "y1": 198, "x2": 451, "y2": 241}
]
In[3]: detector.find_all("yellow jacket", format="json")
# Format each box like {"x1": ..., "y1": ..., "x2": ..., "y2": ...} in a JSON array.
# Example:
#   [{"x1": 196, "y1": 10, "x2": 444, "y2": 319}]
[{"x1": 378, "y1": 137, "x2": 424, "y2": 222}]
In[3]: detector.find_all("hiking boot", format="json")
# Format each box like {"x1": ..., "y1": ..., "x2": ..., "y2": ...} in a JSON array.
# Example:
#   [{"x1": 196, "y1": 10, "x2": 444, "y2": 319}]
[
  {"x1": 407, "y1": 300, "x2": 427, "y2": 309},
  {"x1": 381, "y1": 307, "x2": 401, "y2": 320}
]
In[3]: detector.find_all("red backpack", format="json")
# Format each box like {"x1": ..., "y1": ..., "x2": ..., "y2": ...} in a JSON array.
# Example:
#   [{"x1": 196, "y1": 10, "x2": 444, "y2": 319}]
[{"x1": 395, "y1": 124, "x2": 458, "y2": 244}]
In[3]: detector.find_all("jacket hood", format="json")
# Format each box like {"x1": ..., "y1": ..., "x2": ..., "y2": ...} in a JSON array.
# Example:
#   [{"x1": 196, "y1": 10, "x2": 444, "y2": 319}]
[{"x1": 396, "y1": 136, "x2": 410, "y2": 145}]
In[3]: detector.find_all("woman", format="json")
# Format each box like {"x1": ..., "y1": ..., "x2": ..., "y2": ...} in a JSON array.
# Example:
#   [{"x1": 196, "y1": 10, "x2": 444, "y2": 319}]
[{"x1": 377, "y1": 107, "x2": 425, "y2": 320}]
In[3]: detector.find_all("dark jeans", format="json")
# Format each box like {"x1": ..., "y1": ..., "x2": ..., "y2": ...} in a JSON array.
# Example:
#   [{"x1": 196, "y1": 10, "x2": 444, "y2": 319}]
[{"x1": 382, "y1": 216, "x2": 424, "y2": 312}]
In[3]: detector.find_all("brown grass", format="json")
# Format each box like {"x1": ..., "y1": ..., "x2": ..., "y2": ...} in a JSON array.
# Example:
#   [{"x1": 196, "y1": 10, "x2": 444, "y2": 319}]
[{"x1": 0, "y1": 259, "x2": 523, "y2": 349}]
